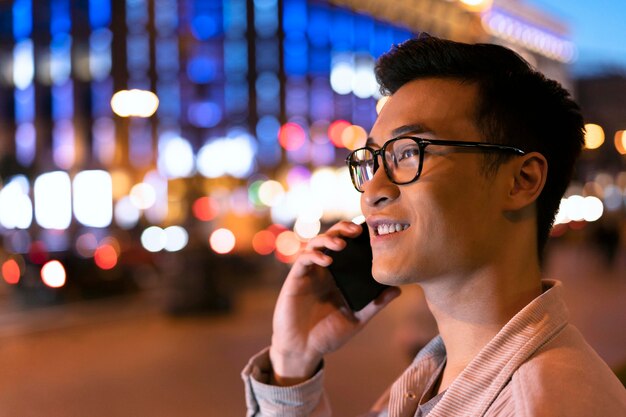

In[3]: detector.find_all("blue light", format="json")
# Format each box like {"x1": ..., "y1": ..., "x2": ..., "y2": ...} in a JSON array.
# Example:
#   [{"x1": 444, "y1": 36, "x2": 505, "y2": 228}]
[
  {"x1": 154, "y1": 0, "x2": 178, "y2": 34},
  {"x1": 256, "y1": 39, "x2": 279, "y2": 71},
  {"x1": 354, "y1": 15, "x2": 373, "y2": 51},
  {"x1": 394, "y1": 28, "x2": 414, "y2": 45},
  {"x1": 91, "y1": 78, "x2": 113, "y2": 117},
  {"x1": 187, "y1": 55, "x2": 219, "y2": 84},
  {"x1": 371, "y1": 23, "x2": 394, "y2": 57},
  {"x1": 256, "y1": 115, "x2": 280, "y2": 143},
  {"x1": 224, "y1": 39, "x2": 248, "y2": 73},
  {"x1": 12, "y1": 0, "x2": 32, "y2": 40},
  {"x1": 224, "y1": 0, "x2": 247, "y2": 35},
  {"x1": 224, "y1": 81, "x2": 249, "y2": 114},
  {"x1": 309, "y1": 47, "x2": 330, "y2": 75},
  {"x1": 156, "y1": 82, "x2": 181, "y2": 118},
  {"x1": 283, "y1": 0, "x2": 307, "y2": 33},
  {"x1": 256, "y1": 72, "x2": 280, "y2": 101},
  {"x1": 284, "y1": 34, "x2": 308, "y2": 75},
  {"x1": 50, "y1": 0, "x2": 71, "y2": 34},
  {"x1": 285, "y1": 79, "x2": 308, "y2": 117},
  {"x1": 89, "y1": 0, "x2": 111, "y2": 28},
  {"x1": 330, "y1": 10, "x2": 354, "y2": 51},
  {"x1": 15, "y1": 123, "x2": 35, "y2": 166},
  {"x1": 156, "y1": 38, "x2": 179, "y2": 73},
  {"x1": 126, "y1": 34, "x2": 150, "y2": 73},
  {"x1": 191, "y1": 14, "x2": 222, "y2": 40},
  {"x1": 14, "y1": 86, "x2": 34, "y2": 123},
  {"x1": 308, "y1": 6, "x2": 329, "y2": 48},
  {"x1": 188, "y1": 101, "x2": 222, "y2": 128},
  {"x1": 254, "y1": 0, "x2": 278, "y2": 38},
  {"x1": 51, "y1": 82, "x2": 74, "y2": 121}
]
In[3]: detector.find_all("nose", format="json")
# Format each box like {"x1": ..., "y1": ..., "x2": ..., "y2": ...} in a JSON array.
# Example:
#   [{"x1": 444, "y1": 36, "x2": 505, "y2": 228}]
[{"x1": 362, "y1": 156, "x2": 400, "y2": 208}]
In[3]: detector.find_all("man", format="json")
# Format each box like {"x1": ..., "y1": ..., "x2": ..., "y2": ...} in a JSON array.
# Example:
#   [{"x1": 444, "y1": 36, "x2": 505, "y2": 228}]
[{"x1": 242, "y1": 35, "x2": 626, "y2": 416}]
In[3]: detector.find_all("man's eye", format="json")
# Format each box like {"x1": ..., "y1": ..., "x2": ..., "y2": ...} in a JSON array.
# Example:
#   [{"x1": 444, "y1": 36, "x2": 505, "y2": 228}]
[{"x1": 397, "y1": 147, "x2": 420, "y2": 161}]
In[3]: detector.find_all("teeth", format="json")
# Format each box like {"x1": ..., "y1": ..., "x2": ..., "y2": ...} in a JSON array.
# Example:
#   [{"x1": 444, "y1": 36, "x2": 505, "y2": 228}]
[{"x1": 377, "y1": 223, "x2": 409, "y2": 236}]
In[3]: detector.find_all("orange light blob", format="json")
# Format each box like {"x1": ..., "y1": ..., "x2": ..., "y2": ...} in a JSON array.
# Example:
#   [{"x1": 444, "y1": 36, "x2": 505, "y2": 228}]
[
  {"x1": 341, "y1": 124, "x2": 368, "y2": 150},
  {"x1": 275, "y1": 231, "x2": 302, "y2": 257},
  {"x1": 252, "y1": 230, "x2": 276, "y2": 255},
  {"x1": 2, "y1": 259, "x2": 21, "y2": 285},
  {"x1": 328, "y1": 120, "x2": 351, "y2": 148},
  {"x1": 94, "y1": 244, "x2": 118, "y2": 270},
  {"x1": 192, "y1": 196, "x2": 219, "y2": 221},
  {"x1": 278, "y1": 122, "x2": 306, "y2": 150}
]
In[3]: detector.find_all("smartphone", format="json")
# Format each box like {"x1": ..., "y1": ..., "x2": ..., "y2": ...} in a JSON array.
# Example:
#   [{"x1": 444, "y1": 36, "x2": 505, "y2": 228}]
[{"x1": 324, "y1": 225, "x2": 390, "y2": 311}]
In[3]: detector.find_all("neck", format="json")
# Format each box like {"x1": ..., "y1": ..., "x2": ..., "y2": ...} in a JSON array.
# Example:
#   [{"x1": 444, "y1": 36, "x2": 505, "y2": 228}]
[{"x1": 421, "y1": 247, "x2": 543, "y2": 393}]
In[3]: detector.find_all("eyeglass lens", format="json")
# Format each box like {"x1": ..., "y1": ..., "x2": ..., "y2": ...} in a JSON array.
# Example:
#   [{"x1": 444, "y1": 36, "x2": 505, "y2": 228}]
[{"x1": 349, "y1": 138, "x2": 422, "y2": 191}]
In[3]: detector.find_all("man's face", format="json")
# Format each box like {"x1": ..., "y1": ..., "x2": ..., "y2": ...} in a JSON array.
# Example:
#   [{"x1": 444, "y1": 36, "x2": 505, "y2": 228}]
[{"x1": 363, "y1": 77, "x2": 506, "y2": 286}]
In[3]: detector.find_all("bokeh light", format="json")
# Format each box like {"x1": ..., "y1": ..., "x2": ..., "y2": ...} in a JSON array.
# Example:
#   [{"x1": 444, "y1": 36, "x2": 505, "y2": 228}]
[
  {"x1": 75, "y1": 232, "x2": 98, "y2": 258},
  {"x1": 278, "y1": 122, "x2": 306, "y2": 150},
  {"x1": 258, "y1": 180, "x2": 285, "y2": 207},
  {"x1": 41, "y1": 260, "x2": 66, "y2": 288},
  {"x1": 341, "y1": 124, "x2": 367, "y2": 150},
  {"x1": 2, "y1": 259, "x2": 21, "y2": 285},
  {"x1": 252, "y1": 230, "x2": 276, "y2": 255},
  {"x1": 110, "y1": 89, "x2": 159, "y2": 117},
  {"x1": 164, "y1": 226, "x2": 189, "y2": 252},
  {"x1": 192, "y1": 196, "x2": 219, "y2": 221},
  {"x1": 141, "y1": 226, "x2": 167, "y2": 252},
  {"x1": 293, "y1": 217, "x2": 321, "y2": 240},
  {"x1": 614, "y1": 130, "x2": 626, "y2": 155},
  {"x1": 129, "y1": 183, "x2": 157, "y2": 210},
  {"x1": 94, "y1": 244, "x2": 118, "y2": 270},
  {"x1": 275, "y1": 230, "x2": 301, "y2": 257},
  {"x1": 328, "y1": 120, "x2": 350, "y2": 148},
  {"x1": 209, "y1": 228, "x2": 236, "y2": 254},
  {"x1": 115, "y1": 196, "x2": 141, "y2": 229},
  {"x1": 584, "y1": 123, "x2": 604, "y2": 149}
]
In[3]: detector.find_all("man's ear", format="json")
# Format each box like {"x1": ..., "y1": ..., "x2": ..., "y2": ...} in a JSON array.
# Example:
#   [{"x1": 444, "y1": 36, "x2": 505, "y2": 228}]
[{"x1": 503, "y1": 152, "x2": 547, "y2": 211}]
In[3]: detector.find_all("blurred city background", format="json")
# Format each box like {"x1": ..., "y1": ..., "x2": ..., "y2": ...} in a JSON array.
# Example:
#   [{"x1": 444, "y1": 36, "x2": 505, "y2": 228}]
[{"x1": 0, "y1": 0, "x2": 624, "y2": 416}]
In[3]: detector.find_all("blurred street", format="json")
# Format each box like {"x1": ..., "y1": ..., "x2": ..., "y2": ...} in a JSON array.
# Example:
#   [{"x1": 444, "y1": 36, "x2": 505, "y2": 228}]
[{"x1": 0, "y1": 240, "x2": 625, "y2": 417}]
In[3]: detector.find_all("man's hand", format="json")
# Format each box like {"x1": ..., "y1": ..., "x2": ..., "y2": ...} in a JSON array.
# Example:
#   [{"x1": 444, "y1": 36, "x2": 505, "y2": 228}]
[{"x1": 269, "y1": 221, "x2": 401, "y2": 386}]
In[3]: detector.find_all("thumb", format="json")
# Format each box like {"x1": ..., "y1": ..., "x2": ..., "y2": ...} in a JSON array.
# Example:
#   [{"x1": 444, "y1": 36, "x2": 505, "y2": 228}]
[{"x1": 355, "y1": 286, "x2": 402, "y2": 323}]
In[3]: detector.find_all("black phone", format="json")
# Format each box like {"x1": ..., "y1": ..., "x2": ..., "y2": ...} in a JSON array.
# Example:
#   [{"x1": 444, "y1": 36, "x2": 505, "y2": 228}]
[{"x1": 324, "y1": 225, "x2": 390, "y2": 311}]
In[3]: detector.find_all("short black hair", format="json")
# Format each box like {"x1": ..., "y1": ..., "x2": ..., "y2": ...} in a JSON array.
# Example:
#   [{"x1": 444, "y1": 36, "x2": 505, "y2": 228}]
[{"x1": 375, "y1": 35, "x2": 584, "y2": 258}]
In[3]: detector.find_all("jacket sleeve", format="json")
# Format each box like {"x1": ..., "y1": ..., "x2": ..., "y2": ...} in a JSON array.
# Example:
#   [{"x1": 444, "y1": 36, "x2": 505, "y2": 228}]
[{"x1": 242, "y1": 347, "x2": 331, "y2": 417}]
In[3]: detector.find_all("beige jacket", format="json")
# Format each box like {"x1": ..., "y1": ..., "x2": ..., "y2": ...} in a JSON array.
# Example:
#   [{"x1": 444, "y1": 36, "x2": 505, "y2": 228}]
[{"x1": 243, "y1": 280, "x2": 626, "y2": 416}]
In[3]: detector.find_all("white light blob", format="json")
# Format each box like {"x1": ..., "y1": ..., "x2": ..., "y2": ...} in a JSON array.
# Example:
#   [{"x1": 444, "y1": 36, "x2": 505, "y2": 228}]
[
  {"x1": 129, "y1": 182, "x2": 157, "y2": 210},
  {"x1": 582, "y1": 196, "x2": 603, "y2": 222},
  {"x1": 0, "y1": 177, "x2": 33, "y2": 229},
  {"x1": 115, "y1": 196, "x2": 141, "y2": 229},
  {"x1": 13, "y1": 40, "x2": 34, "y2": 89},
  {"x1": 73, "y1": 170, "x2": 113, "y2": 228},
  {"x1": 110, "y1": 89, "x2": 159, "y2": 117},
  {"x1": 330, "y1": 62, "x2": 353, "y2": 95},
  {"x1": 141, "y1": 226, "x2": 167, "y2": 252},
  {"x1": 197, "y1": 134, "x2": 256, "y2": 179},
  {"x1": 164, "y1": 225, "x2": 189, "y2": 252},
  {"x1": 157, "y1": 135, "x2": 195, "y2": 178},
  {"x1": 294, "y1": 217, "x2": 321, "y2": 240},
  {"x1": 41, "y1": 260, "x2": 66, "y2": 288},
  {"x1": 34, "y1": 171, "x2": 72, "y2": 230}
]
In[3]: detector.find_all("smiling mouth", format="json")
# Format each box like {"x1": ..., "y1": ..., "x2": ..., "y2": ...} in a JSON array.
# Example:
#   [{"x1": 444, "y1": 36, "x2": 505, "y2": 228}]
[{"x1": 375, "y1": 223, "x2": 410, "y2": 236}]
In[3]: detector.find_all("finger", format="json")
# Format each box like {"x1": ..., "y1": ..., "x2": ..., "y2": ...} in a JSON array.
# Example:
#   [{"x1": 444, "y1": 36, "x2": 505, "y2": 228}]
[
  {"x1": 354, "y1": 286, "x2": 402, "y2": 323},
  {"x1": 294, "y1": 249, "x2": 333, "y2": 268},
  {"x1": 305, "y1": 222, "x2": 363, "y2": 251}
]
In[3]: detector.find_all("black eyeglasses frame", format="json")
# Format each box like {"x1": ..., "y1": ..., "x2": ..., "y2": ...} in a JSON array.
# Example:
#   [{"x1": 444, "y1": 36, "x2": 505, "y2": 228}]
[{"x1": 346, "y1": 136, "x2": 526, "y2": 193}]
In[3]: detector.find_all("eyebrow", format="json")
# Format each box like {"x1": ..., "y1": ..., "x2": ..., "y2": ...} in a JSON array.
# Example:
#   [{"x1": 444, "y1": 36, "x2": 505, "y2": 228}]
[{"x1": 366, "y1": 123, "x2": 433, "y2": 147}]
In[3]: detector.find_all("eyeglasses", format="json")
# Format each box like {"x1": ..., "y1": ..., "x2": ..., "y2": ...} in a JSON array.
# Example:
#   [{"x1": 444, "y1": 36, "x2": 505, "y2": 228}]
[{"x1": 346, "y1": 136, "x2": 526, "y2": 192}]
